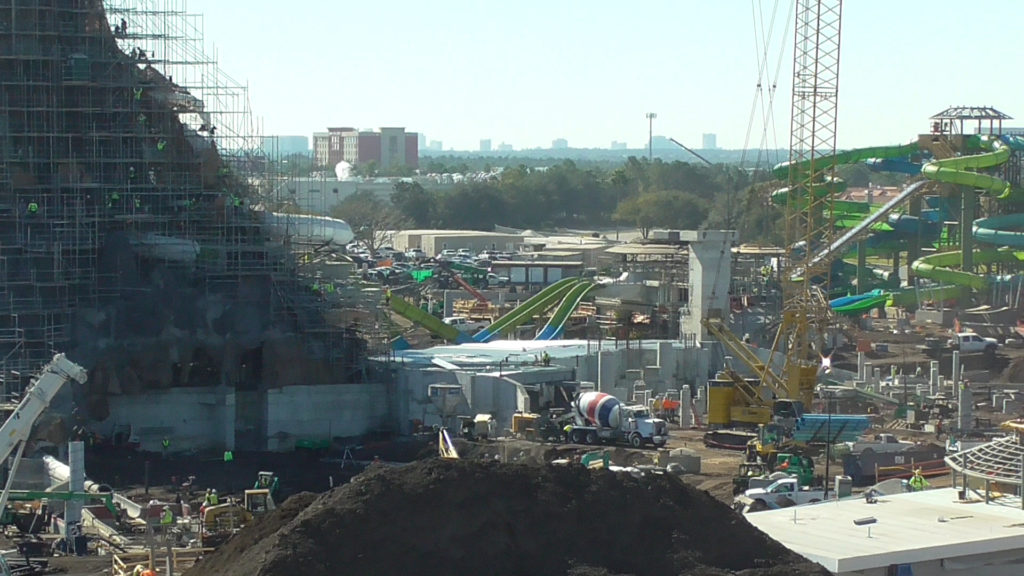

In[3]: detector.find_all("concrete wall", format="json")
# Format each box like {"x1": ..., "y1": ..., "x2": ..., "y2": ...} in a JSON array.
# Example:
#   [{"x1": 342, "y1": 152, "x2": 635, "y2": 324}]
[
  {"x1": 265, "y1": 384, "x2": 389, "y2": 451},
  {"x1": 106, "y1": 387, "x2": 231, "y2": 452},
  {"x1": 105, "y1": 383, "x2": 389, "y2": 453},
  {"x1": 393, "y1": 340, "x2": 716, "y2": 434},
  {"x1": 681, "y1": 230, "x2": 737, "y2": 340}
]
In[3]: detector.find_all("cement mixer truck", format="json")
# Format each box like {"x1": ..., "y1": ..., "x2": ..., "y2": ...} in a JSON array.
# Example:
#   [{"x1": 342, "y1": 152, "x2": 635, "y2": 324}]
[{"x1": 566, "y1": 391, "x2": 668, "y2": 448}]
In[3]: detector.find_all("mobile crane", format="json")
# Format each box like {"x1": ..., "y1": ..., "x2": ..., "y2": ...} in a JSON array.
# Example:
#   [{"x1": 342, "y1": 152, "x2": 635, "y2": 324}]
[{"x1": 0, "y1": 355, "x2": 88, "y2": 574}]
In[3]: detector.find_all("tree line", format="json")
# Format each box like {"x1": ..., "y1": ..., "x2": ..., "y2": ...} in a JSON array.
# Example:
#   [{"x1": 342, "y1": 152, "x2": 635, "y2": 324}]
[{"x1": 330, "y1": 157, "x2": 906, "y2": 252}]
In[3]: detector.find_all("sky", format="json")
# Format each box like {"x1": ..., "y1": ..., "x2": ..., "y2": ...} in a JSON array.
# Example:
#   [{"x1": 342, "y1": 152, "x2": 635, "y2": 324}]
[{"x1": 184, "y1": 0, "x2": 1024, "y2": 151}]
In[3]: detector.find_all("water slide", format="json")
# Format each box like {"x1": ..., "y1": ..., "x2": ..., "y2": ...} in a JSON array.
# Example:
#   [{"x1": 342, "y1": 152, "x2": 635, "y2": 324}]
[
  {"x1": 809, "y1": 180, "x2": 930, "y2": 270},
  {"x1": 534, "y1": 281, "x2": 596, "y2": 340},
  {"x1": 389, "y1": 295, "x2": 472, "y2": 344},
  {"x1": 919, "y1": 135, "x2": 1017, "y2": 200},
  {"x1": 474, "y1": 277, "x2": 580, "y2": 343},
  {"x1": 832, "y1": 293, "x2": 890, "y2": 316},
  {"x1": 771, "y1": 141, "x2": 919, "y2": 201},
  {"x1": 911, "y1": 135, "x2": 1024, "y2": 289}
]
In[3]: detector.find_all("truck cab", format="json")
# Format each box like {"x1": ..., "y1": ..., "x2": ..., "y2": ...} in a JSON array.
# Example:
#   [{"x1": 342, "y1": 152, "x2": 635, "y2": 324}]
[
  {"x1": 948, "y1": 332, "x2": 998, "y2": 355},
  {"x1": 618, "y1": 405, "x2": 669, "y2": 448}
]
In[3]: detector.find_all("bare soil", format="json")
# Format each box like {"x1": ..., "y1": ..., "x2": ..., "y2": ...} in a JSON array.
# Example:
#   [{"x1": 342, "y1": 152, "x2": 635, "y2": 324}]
[{"x1": 184, "y1": 459, "x2": 829, "y2": 576}]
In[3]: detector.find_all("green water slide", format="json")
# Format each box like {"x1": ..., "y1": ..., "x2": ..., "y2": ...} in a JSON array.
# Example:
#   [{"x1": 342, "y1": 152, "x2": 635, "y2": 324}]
[
  {"x1": 920, "y1": 135, "x2": 1016, "y2": 200},
  {"x1": 389, "y1": 295, "x2": 471, "y2": 344},
  {"x1": 888, "y1": 284, "x2": 963, "y2": 308},
  {"x1": 474, "y1": 277, "x2": 580, "y2": 342},
  {"x1": 910, "y1": 249, "x2": 1022, "y2": 291},
  {"x1": 773, "y1": 142, "x2": 920, "y2": 181},
  {"x1": 909, "y1": 135, "x2": 1024, "y2": 290},
  {"x1": 771, "y1": 142, "x2": 920, "y2": 204},
  {"x1": 535, "y1": 281, "x2": 596, "y2": 340}
]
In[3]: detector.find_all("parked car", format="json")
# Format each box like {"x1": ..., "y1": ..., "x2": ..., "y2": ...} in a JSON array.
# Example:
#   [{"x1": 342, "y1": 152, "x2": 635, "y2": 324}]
[
  {"x1": 438, "y1": 249, "x2": 458, "y2": 260},
  {"x1": 406, "y1": 248, "x2": 426, "y2": 260},
  {"x1": 486, "y1": 272, "x2": 509, "y2": 287}
]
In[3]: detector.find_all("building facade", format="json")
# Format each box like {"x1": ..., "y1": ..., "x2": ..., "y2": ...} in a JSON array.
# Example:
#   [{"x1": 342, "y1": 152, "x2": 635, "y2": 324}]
[{"x1": 313, "y1": 127, "x2": 419, "y2": 170}]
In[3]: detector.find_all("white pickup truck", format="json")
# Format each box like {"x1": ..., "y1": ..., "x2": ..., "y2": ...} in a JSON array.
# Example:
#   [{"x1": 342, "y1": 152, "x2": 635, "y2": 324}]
[
  {"x1": 735, "y1": 477, "x2": 830, "y2": 513},
  {"x1": 443, "y1": 316, "x2": 489, "y2": 334},
  {"x1": 947, "y1": 332, "x2": 999, "y2": 355}
]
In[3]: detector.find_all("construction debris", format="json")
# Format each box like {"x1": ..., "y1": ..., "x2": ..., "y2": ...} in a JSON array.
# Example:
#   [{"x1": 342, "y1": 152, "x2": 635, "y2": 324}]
[{"x1": 185, "y1": 460, "x2": 828, "y2": 576}]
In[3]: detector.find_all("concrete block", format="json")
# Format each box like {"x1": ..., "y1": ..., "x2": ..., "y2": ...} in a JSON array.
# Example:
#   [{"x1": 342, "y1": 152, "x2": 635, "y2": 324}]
[{"x1": 657, "y1": 447, "x2": 701, "y2": 474}]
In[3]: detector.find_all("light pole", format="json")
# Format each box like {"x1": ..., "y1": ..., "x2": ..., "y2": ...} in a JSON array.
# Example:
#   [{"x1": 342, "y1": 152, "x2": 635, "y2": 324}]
[{"x1": 646, "y1": 112, "x2": 657, "y2": 162}]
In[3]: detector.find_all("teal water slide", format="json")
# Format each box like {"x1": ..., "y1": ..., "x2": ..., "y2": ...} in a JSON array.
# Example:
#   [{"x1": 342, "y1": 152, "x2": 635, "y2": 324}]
[
  {"x1": 473, "y1": 277, "x2": 580, "y2": 342},
  {"x1": 534, "y1": 281, "x2": 596, "y2": 340}
]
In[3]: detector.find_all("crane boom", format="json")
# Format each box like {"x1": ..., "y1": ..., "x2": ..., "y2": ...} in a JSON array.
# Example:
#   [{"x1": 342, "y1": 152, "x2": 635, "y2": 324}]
[
  {"x1": 668, "y1": 138, "x2": 714, "y2": 166},
  {"x1": 0, "y1": 354, "x2": 88, "y2": 515}
]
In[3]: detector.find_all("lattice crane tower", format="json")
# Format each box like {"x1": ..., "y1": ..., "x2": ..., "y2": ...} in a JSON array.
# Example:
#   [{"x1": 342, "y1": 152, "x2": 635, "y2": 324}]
[{"x1": 772, "y1": 0, "x2": 844, "y2": 407}]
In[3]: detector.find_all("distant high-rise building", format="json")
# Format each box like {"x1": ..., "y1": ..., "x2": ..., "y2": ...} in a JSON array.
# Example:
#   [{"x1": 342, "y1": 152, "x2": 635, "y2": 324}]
[
  {"x1": 480, "y1": 139, "x2": 492, "y2": 152},
  {"x1": 551, "y1": 138, "x2": 568, "y2": 149},
  {"x1": 651, "y1": 135, "x2": 673, "y2": 149},
  {"x1": 497, "y1": 142, "x2": 513, "y2": 151},
  {"x1": 263, "y1": 135, "x2": 309, "y2": 156},
  {"x1": 428, "y1": 140, "x2": 443, "y2": 151},
  {"x1": 610, "y1": 141, "x2": 627, "y2": 150},
  {"x1": 418, "y1": 133, "x2": 427, "y2": 150},
  {"x1": 702, "y1": 133, "x2": 717, "y2": 150}
]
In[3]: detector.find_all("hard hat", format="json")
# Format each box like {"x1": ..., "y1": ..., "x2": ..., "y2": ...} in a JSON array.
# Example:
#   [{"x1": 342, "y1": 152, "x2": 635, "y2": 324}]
[
  {"x1": 163, "y1": 505, "x2": 170, "y2": 510},
  {"x1": 212, "y1": 489, "x2": 217, "y2": 493}
]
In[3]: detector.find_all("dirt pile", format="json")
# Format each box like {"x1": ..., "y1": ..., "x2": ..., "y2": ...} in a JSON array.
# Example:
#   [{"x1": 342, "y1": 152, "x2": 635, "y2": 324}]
[{"x1": 185, "y1": 460, "x2": 827, "y2": 576}]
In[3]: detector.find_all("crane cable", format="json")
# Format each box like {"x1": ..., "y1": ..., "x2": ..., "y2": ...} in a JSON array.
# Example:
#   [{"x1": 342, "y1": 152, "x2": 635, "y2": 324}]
[{"x1": 741, "y1": 0, "x2": 794, "y2": 239}]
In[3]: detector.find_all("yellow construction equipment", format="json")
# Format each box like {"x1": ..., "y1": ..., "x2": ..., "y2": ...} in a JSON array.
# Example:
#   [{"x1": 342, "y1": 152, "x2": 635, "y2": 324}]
[{"x1": 438, "y1": 428, "x2": 459, "y2": 459}]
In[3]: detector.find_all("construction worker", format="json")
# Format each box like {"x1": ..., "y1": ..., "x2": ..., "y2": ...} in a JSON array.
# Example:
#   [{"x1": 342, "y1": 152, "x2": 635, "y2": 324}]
[
  {"x1": 562, "y1": 423, "x2": 574, "y2": 443},
  {"x1": 161, "y1": 437, "x2": 170, "y2": 458},
  {"x1": 542, "y1": 351, "x2": 551, "y2": 366},
  {"x1": 909, "y1": 468, "x2": 929, "y2": 491},
  {"x1": 209, "y1": 489, "x2": 219, "y2": 506},
  {"x1": 26, "y1": 201, "x2": 38, "y2": 216},
  {"x1": 160, "y1": 505, "x2": 174, "y2": 526},
  {"x1": 132, "y1": 565, "x2": 145, "y2": 576},
  {"x1": 133, "y1": 87, "x2": 143, "y2": 101},
  {"x1": 156, "y1": 138, "x2": 167, "y2": 151},
  {"x1": 223, "y1": 450, "x2": 233, "y2": 463}
]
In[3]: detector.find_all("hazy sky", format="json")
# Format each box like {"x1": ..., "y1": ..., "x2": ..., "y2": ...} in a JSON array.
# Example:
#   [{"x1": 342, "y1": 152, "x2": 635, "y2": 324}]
[{"x1": 185, "y1": 0, "x2": 1023, "y2": 151}]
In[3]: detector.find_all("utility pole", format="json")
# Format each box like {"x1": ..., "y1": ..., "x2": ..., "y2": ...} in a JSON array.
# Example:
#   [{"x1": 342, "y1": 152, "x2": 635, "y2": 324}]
[{"x1": 646, "y1": 112, "x2": 657, "y2": 162}]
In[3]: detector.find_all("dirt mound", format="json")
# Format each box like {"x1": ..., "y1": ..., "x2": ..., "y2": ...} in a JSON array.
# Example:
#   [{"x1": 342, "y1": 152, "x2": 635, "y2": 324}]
[
  {"x1": 187, "y1": 492, "x2": 317, "y2": 576},
  {"x1": 185, "y1": 460, "x2": 827, "y2": 576}
]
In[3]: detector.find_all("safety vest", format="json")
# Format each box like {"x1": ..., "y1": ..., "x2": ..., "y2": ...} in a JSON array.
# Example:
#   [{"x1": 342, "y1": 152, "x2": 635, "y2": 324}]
[
  {"x1": 134, "y1": 87, "x2": 143, "y2": 101},
  {"x1": 160, "y1": 510, "x2": 173, "y2": 525},
  {"x1": 162, "y1": 438, "x2": 170, "y2": 449},
  {"x1": 27, "y1": 202, "x2": 38, "y2": 214},
  {"x1": 157, "y1": 139, "x2": 167, "y2": 151},
  {"x1": 223, "y1": 450, "x2": 233, "y2": 462}
]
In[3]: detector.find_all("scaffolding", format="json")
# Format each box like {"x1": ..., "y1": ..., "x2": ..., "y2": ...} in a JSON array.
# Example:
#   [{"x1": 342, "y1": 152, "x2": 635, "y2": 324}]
[{"x1": 0, "y1": 0, "x2": 384, "y2": 397}]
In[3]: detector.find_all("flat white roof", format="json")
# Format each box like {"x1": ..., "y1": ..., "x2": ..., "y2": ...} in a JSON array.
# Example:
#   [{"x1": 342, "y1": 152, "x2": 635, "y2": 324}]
[{"x1": 745, "y1": 488, "x2": 1024, "y2": 573}]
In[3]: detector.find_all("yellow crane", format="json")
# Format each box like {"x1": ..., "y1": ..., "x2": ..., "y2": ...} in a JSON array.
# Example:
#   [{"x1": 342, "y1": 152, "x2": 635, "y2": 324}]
[{"x1": 704, "y1": 0, "x2": 843, "y2": 427}]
